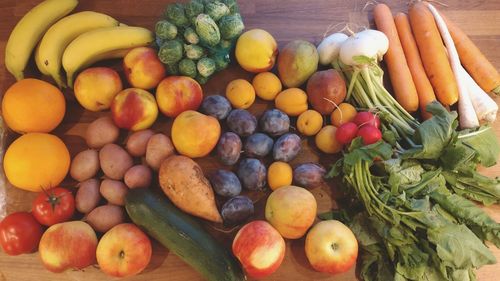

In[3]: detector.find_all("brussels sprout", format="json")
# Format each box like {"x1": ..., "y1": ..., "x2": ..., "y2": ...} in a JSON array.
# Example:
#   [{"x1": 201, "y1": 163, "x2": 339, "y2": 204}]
[
  {"x1": 196, "y1": 74, "x2": 209, "y2": 85},
  {"x1": 213, "y1": 52, "x2": 230, "y2": 71},
  {"x1": 195, "y1": 14, "x2": 221, "y2": 47},
  {"x1": 166, "y1": 62, "x2": 180, "y2": 75},
  {"x1": 183, "y1": 27, "x2": 200, "y2": 44},
  {"x1": 205, "y1": 2, "x2": 230, "y2": 21},
  {"x1": 179, "y1": 58, "x2": 197, "y2": 78},
  {"x1": 219, "y1": 39, "x2": 234, "y2": 50},
  {"x1": 158, "y1": 40, "x2": 183, "y2": 64},
  {"x1": 221, "y1": 0, "x2": 239, "y2": 13},
  {"x1": 165, "y1": 3, "x2": 189, "y2": 27},
  {"x1": 185, "y1": 44, "x2": 205, "y2": 60},
  {"x1": 219, "y1": 13, "x2": 244, "y2": 40},
  {"x1": 155, "y1": 20, "x2": 178, "y2": 40},
  {"x1": 155, "y1": 37, "x2": 165, "y2": 49},
  {"x1": 185, "y1": 0, "x2": 204, "y2": 18},
  {"x1": 197, "y1": 57, "x2": 216, "y2": 77}
]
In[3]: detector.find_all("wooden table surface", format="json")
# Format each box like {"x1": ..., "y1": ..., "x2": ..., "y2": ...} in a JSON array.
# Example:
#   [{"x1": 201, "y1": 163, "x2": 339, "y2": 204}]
[{"x1": 0, "y1": 0, "x2": 499, "y2": 280}]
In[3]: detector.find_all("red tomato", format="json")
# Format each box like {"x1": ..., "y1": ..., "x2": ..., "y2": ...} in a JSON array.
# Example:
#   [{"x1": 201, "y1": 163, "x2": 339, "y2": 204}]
[
  {"x1": 32, "y1": 187, "x2": 75, "y2": 226},
  {"x1": 0, "y1": 212, "x2": 44, "y2": 255}
]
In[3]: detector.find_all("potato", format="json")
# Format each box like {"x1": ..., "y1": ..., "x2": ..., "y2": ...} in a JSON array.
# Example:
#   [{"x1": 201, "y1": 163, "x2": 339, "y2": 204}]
[
  {"x1": 86, "y1": 116, "x2": 120, "y2": 149},
  {"x1": 99, "y1": 144, "x2": 133, "y2": 180},
  {"x1": 124, "y1": 165, "x2": 152, "y2": 189},
  {"x1": 126, "y1": 129, "x2": 155, "y2": 157},
  {"x1": 76, "y1": 178, "x2": 101, "y2": 214},
  {"x1": 100, "y1": 179, "x2": 128, "y2": 206},
  {"x1": 159, "y1": 155, "x2": 222, "y2": 223},
  {"x1": 146, "y1": 133, "x2": 175, "y2": 170},
  {"x1": 85, "y1": 205, "x2": 125, "y2": 233},
  {"x1": 70, "y1": 149, "x2": 100, "y2": 182}
]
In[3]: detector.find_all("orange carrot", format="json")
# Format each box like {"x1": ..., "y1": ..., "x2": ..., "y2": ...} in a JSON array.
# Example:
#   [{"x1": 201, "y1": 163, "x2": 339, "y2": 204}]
[
  {"x1": 444, "y1": 16, "x2": 500, "y2": 94},
  {"x1": 408, "y1": 2, "x2": 458, "y2": 106},
  {"x1": 373, "y1": 4, "x2": 419, "y2": 112},
  {"x1": 394, "y1": 12, "x2": 436, "y2": 120}
]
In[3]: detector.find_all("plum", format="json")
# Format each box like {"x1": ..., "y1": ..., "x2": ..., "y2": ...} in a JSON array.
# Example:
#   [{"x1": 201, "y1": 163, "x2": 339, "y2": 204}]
[
  {"x1": 273, "y1": 133, "x2": 301, "y2": 162},
  {"x1": 244, "y1": 133, "x2": 274, "y2": 158},
  {"x1": 216, "y1": 132, "x2": 242, "y2": 165},
  {"x1": 221, "y1": 196, "x2": 254, "y2": 225},
  {"x1": 209, "y1": 169, "x2": 242, "y2": 197},
  {"x1": 259, "y1": 109, "x2": 290, "y2": 137},
  {"x1": 200, "y1": 95, "x2": 232, "y2": 120},
  {"x1": 226, "y1": 109, "x2": 257, "y2": 137},
  {"x1": 293, "y1": 163, "x2": 326, "y2": 188},
  {"x1": 237, "y1": 158, "x2": 267, "y2": 190}
]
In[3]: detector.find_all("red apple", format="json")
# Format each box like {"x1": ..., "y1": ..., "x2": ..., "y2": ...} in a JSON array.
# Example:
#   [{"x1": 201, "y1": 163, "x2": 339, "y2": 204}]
[
  {"x1": 96, "y1": 223, "x2": 152, "y2": 278},
  {"x1": 305, "y1": 220, "x2": 358, "y2": 274},
  {"x1": 123, "y1": 47, "x2": 166, "y2": 90},
  {"x1": 232, "y1": 220, "x2": 285, "y2": 279},
  {"x1": 156, "y1": 76, "x2": 203, "y2": 118},
  {"x1": 306, "y1": 69, "x2": 346, "y2": 115},
  {"x1": 39, "y1": 221, "x2": 98, "y2": 273}
]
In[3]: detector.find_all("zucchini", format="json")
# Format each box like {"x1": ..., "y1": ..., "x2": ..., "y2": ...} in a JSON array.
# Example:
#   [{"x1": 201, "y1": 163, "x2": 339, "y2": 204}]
[{"x1": 125, "y1": 188, "x2": 245, "y2": 281}]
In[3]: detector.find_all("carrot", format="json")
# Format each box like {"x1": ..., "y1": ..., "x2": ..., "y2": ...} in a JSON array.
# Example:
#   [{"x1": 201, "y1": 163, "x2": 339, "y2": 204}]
[
  {"x1": 394, "y1": 12, "x2": 436, "y2": 120},
  {"x1": 444, "y1": 16, "x2": 500, "y2": 95},
  {"x1": 373, "y1": 4, "x2": 419, "y2": 112},
  {"x1": 408, "y1": 2, "x2": 458, "y2": 106}
]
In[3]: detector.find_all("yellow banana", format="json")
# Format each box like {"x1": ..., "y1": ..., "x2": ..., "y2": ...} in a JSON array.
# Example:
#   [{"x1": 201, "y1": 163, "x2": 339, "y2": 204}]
[
  {"x1": 35, "y1": 11, "x2": 119, "y2": 88},
  {"x1": 62, "y1": 26, "x2": 153, "y2": 87},
  {"x1": 5, "y1": 0, "x2": 78, "y2": 81}
]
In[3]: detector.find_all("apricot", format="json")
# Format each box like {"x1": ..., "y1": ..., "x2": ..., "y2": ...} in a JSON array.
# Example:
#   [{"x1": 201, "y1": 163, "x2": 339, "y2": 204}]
[
  {"x1": 297, "y1": 110, "x2": 323, "y2": 136},
  {"x1": 275, "y1": 88, "x2": 308, "y2": 117},
  {"x1": 315, "y1": 125, "x2": 342, "y2": 154},
  {"x1": 226, "y1": 79, "x2": 255, "y2": 109}
]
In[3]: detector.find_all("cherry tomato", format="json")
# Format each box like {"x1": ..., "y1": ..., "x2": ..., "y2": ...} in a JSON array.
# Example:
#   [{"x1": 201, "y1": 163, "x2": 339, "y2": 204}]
[
  {"x1": 32, "y1": 187, "x2": 75, "y2": 226},
  {"x1": 0, "y1": 212, "x2": 44, "y2": 255}
]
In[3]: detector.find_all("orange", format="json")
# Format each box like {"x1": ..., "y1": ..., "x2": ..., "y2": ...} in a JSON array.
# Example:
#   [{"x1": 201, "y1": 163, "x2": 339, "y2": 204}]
[
  {"x1": 226, "y1": 79, "x2": 255, "y2": 109},
  {"x1": 4, "y1": 133, "x2": 70, "y2": 192},
  {"x1": 252, "y1": 72, "x2": 282, "y2": 101},
  {"x1": 2, "y1": 79, "x2": 66, "y2": 134}
]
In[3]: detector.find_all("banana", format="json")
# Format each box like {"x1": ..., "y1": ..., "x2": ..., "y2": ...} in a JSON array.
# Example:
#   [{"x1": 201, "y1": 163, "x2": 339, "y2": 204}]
[
  {"x1": 35, "y1": 11, "x2": 119, "y2": 88},
  {"x1": 5, "y1": 0, "x2": 78, "y2": 81},
  {"x1": 62, "y1": 26, "x2": 154, "y2": 87}
]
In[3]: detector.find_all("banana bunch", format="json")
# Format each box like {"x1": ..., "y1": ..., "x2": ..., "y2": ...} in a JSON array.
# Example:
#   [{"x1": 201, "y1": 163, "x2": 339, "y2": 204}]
[{"x1": 5, "y1": 0, "x2": 154, "y2": 88}]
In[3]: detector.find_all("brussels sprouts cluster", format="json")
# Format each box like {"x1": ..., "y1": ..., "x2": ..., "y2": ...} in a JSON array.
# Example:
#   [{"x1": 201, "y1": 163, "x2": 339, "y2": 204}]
[{"x1": 155, "y1": 0, "x2": 244, "y2": 84}]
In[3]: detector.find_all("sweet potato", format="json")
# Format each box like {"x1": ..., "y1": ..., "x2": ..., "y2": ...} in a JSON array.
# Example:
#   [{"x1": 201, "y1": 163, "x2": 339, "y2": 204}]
[{"x1": 159, "y1": 155, "x2": 222, "y2": 223}]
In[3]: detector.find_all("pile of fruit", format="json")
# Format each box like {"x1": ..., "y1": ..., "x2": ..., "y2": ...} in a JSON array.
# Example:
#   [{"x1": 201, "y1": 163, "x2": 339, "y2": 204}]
[{"x1": 1, "y1": 0, "x2": 500, "y2": 281}]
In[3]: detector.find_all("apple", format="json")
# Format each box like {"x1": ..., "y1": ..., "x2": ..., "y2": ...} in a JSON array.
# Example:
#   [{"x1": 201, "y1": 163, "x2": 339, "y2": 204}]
[
  {"x1": 265, "y1": 185, "x2": 317, "y2": 239},
  {"x1": 123, "y1": 47, "x2": 166, "y2": 90},
  {"x1": 111, "y1": 88, "x2": 159, "y2": 131},
  {"x1": 74, "y1": 67, "x2": 123, "y2": 112},
  {"x1": 39, "y1": 221, "x2": 98, "y2": 273},
  {"x1": 232, "y1": 220, "x2": 285, "y2": 279},
  {"x1": 306, "y1": 69, "x2": 346, "y2": 115},
  {"x1": 96, "y1": 223, "x2": 152, "y2": 278},
  {"x1": 156, "y1": 76, "x2": 203, "y2": 118},
  {"x1": 305, "y1": 220, "x2": 358, "y2": 274}
]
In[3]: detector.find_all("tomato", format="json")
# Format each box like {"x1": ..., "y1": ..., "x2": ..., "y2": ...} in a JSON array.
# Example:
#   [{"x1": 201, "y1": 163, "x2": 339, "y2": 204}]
[
  {"x1": 32, "y1": 187, "x2": 75, "y2": 226},
  {"x1": 0, "y1": 212, "x2": 44, "y2": 255}
]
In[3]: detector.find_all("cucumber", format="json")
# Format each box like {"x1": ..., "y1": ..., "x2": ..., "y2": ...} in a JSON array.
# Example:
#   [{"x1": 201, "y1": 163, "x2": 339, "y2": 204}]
[{"x1": 125, "y1": 188, "x2": 245, "y2": 281}]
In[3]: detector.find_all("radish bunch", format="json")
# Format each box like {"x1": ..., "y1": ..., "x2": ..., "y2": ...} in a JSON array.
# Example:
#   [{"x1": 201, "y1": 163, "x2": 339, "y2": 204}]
[{"x1": 335, "y1": 111, "x2": 382, "y2": 146}]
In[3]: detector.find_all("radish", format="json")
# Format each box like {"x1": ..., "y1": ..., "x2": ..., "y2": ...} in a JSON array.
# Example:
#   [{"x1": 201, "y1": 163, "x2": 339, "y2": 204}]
[
  {"x1": 353, "y1": 112, "x2": 380, "y2": 129},
  {"x1": 335, "y1": 122, "x2": 358, "y2": 145},
  {"x1": 357, "y1": 125, "x2": 382, "y2": 145},
  {"x1": 317, "y1": 33, "x2": 349, "y2": 65}
]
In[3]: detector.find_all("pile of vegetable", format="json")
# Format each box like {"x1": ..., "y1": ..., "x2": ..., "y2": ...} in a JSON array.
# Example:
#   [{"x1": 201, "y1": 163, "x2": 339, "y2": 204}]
[{"x1": 155, "y1": 0, "x2": 244, "y2": 84}]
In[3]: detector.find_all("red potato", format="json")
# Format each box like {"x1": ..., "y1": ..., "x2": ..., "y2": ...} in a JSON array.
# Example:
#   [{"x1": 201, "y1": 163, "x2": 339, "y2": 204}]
[
  {"x1": 86, "y1": 116, "x2": 120, "y2": 149},
  {"x1": 126, "y1": 129, "x2": 155, "y2": 157},
  {"x1": 145, "y1": 133, "x2": 175, "y2": 170},
  {"x1": 99, "y1": 144, "x2": 134, "y2": 180},
  {"x1": 100, "y1": 179, "x2": 128, "y2": 206},
  {"x1": 76, "y1": 179, "x2": 101, "y2": 214},
  {"x1": 86, "y1": 205, "x2": 125, "y2": 233},
  {"x1": 70, "y1": 149, "x2": 100, "y2": 182},
  {"x1": 124, "y1": 165, "x2": 152, "y2": 189}
]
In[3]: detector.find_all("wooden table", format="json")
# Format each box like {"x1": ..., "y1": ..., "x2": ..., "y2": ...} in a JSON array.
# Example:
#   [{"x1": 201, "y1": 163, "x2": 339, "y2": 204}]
[{"x1": 0, "y1": 0, "x2": 499, "y2": 280}]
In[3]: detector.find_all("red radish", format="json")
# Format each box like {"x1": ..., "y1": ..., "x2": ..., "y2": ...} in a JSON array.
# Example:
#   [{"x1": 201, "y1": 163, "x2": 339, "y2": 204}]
[
  {"x1": 335, "y1": 122, "x2": 358, "y2": 145},
  {"x1": 357, "y1": 125, "x2": 382, "y2": 145},
  {"x1": 353, "y1": 112, "x2": 380, "y2": 129}
]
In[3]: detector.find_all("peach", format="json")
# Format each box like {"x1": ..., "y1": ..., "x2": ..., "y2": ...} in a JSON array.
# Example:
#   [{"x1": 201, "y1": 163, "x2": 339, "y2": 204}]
[
  {"x1": 232, "y1": 220, "x2": 285, "y2": 279},
  {"x1": 171, "y1": 110, "x2": 221, "y2": 158},
  {"x1": 235, "y1": 29, "x2": 278, "y2": 73},
  {"x1": 265, "y1": 185, "x2": 317, "y2": 239},
  {"x1": 305, "y1": 220, "x2": 358, "y2": 274},
  {"x1": 39, "y1": 221, "x2": 98, "y2": 273},
  {"x1": 74, "y1": 67, "x2": 123, "y2": 112},
  {"x1": 96, "y1": 223, "x2": 152, "y2": 278},
  {"x1": 111, "y1": 88, "x2": 158, "y2": 131},
  {"x1": 123, "y1": 47, "x2": 166, "y2": 90},
  {"x1": 156, "y1": 76, "x2": 203, "y2": 118}
]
